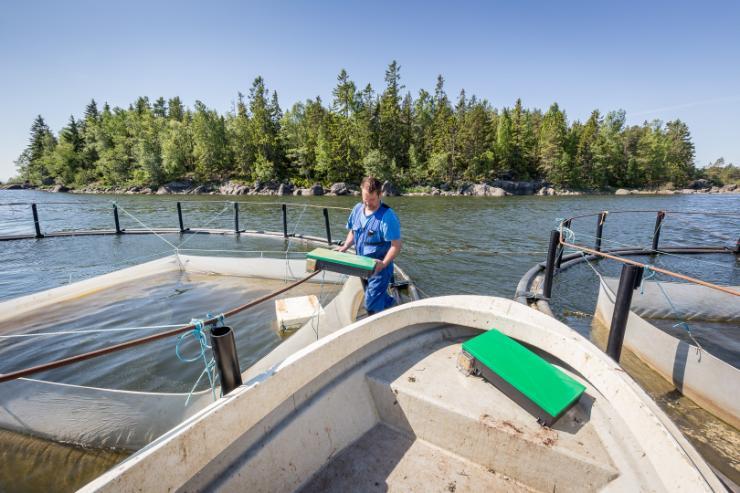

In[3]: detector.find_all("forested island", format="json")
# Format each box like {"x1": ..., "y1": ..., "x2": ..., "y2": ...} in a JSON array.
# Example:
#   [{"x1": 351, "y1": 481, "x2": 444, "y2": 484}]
[{"x1": 9, "y1": 61, "x2": 734, "y2": 195}]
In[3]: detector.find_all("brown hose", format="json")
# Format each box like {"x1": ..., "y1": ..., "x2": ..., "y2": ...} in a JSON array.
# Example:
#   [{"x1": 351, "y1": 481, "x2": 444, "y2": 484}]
[{"x1": 0, "y1": 270, "x2": 321, "y2": 384}]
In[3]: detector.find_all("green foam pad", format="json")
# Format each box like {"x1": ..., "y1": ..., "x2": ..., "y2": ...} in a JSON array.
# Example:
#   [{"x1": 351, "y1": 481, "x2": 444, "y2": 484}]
[
  {"x1": 462, "y1": 329, "x2": 585, "y2": 420},
  {"x1": 306, "y1": 248, "x2": 376, "y2": 271}
]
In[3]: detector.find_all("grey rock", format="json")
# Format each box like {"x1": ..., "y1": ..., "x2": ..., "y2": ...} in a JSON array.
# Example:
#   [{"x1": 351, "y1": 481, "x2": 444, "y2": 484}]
[
  {"x1": 305, "y1": 184, "x2": 324, "y2": 196},
  {"x1": 688, "y1": 179, "x2": 711, "y2": 190},
  {"x1": 51, "y1": 184, "x2": 69, "y2": 193},
  {"x1": 162, "y1": 180, "x2": 193, "y2": 193},
  {"x1": 720, "y1": 183, "x2": 737, "y2": 192},
  {"x1": 470, "y1": 183, "x2": 506, "y2": 197},
  {"x1": 537, "y1": 187, "x2": 556, "y2": 196},
  {"x1": 489, "y1": 180, "x2": 538, "y2": 195},
  {"x1": 381, "y1": 181, "x2": 400, "y2": 197},
  {"x1": 615, "y1": 188, "x2": 631, "y2": 195},
  {"x1": 329, "y1": 182, "x2": 350, "y2": 195},
  {"x1": 277, "y1": 183, "x2": 293, "y2": 195}
]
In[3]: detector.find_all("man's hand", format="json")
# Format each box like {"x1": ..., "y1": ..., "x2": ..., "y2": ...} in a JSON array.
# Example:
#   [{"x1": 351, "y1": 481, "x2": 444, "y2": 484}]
[
  {"x1": 373, "y1": 259, "x2": 386, "y2": 274},
  {"x1": 335, "y1": 245, "x2": 349, "y2": 253}
]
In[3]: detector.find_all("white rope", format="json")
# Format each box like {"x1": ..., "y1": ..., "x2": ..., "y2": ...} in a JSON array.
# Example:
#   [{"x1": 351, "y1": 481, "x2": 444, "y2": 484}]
[
  {"x1": 113, "y1": 201, "x2": 178, "y2": 249},
  {"x1": 284, "y1": 204, "x2": 309, "y2": 282},
  {"x1": 175, "y1": 203, "x2": 231, "y2": 250}
]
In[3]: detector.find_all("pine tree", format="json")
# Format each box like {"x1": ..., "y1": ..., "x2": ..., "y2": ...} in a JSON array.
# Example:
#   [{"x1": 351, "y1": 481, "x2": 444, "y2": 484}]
[
  {"x1": 431, "y1": 75, "x2": 454, "y2": 183},
  {"x1": 378, "y1": 61, "x2": 407, "y2": 170},
  {"x1": 192, "y1": 101, "x2": 229, "y2": 181},
  {"x1": 168, "y1": 97, "x2": 184, "y2": 121},
  {"x1": 153, "y1": 97, "x2": 167, "y2": 118},
  {"x1": 538, "y1": 103, "x2": 568, "y2": 186},
  {"x1": 248, "y1": 77, "x2": 281, "y2": 181},
  {"x1": 664, "y1": 119, "x2": 694, "y2": 187}
]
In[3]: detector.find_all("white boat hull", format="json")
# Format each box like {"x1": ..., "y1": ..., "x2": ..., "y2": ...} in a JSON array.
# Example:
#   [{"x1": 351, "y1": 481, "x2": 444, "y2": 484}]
[{"x1": 83, "y1": 296, "x2": 723, "y2": 492}]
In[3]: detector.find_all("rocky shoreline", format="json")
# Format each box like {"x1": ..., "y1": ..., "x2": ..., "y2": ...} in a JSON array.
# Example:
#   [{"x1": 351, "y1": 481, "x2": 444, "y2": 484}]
[{"x1": 1, "y1": 178, "x2": 737, "y2": 197}]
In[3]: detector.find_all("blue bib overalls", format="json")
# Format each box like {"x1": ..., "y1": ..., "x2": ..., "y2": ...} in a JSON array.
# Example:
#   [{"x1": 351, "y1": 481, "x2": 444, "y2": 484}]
[{"x1": 350, "y1": 203, "x2": 396, "y2": 314}]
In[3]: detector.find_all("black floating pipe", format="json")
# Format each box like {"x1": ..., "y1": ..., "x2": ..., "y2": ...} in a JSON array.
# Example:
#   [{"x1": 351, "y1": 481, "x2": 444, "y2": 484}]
[
  {"x1": 208, "y1": 326, "x2": 242, "y2": 395},
  {"x1": 555, "y1": 219, "x2": 571, "y2": 269},
  {"x1": 113, "y1": 204, "x2": 122, "y2": 234},
  {"x1": 542, "y1": 229, "x2": 560, "y2": 300},
  {"x1": 282, "y1": 204, "x2": 288, "y2": 238},
  {"x1": 31, "y1": 203, "x2": 43, "y2": 238},
  {"x1": 323, "y1": 207, "x2": 332, "y2": 245},
  {"x1": 233, "y1": 202, "x2": 240, "y2": 234},
  {"x1": 595, "y1": 211, "x2": 607, "y2": 252},
  {"x1": 177, "y1": 202, "x2": 186, "y2": 233},
  {"x1": 651, "y1": 210, "x2": 666, "y2": 253},
  {"x1": 606, "y1": 264, "x2": 644, "y2": 362}
]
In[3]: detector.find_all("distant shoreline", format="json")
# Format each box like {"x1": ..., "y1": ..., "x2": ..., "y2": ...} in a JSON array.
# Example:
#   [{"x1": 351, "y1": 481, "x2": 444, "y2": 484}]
[{"x1": 1, "y1": 179, "x2": 738, "y2": 198}]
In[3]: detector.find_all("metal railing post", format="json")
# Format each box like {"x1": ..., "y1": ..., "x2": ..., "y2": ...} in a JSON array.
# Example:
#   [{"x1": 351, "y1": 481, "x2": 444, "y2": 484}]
[
  {"x1": 323, "y1": 207, "x2": 332, "y2": 245},
  {"x1": 606, "y1": 264, "x2": 643, "y2": 362},
  {"x1": 542, "y1": 229, "x2": 560, "y2": 299},
  {"x1": 233, "y1": 202, "x2": 240, "y2": 234},
  {"x1": 113, "y1": 204, "x2": 122, "y2": 234},
  {"x1": 651, "y1": 210, "x2": 666, "y2": 253},
  {"x1": 556, "y1": 219, "x2": 571, "y2": 269},
  {"x1": 594, "y1": 211, "x2": 607, "y2": 252},
  {"x1": 31, "y1": 203, "x2": 43, "y2": 238},
  {"x1": 282, "y1": 204, "x2": 288, "y2": 238},
  {"x1": 177, "y1": 202, "x2": 186, "y2": 233}
]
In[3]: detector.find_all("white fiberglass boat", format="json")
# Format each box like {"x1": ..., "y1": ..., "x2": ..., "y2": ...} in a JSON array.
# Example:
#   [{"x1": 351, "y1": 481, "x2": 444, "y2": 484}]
[{"x1": 83, "y1": 296, "x2": 724, "y2": 492}]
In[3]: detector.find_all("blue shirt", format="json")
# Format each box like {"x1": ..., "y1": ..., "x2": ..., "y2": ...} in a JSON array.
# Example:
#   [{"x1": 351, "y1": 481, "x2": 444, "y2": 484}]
[{"x1": 346, "y1": 202, "x2": 401, "y2": 242}]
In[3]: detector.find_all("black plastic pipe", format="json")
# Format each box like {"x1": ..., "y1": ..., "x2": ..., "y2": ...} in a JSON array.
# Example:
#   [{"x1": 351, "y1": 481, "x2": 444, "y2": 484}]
[
  {"x1": 651, "y1": 210, "x2": 666, "y2": 252},
  {"x1": 542, "y1": 229, "x2": 560, "y2": 299},
  {"x1": 595, "y1": 211, "x2": 607, "y2": 252},
  {"x1": 233, "y1": 202, "x2": 240, "y2": 234},
  {"x1": 31, "y1": 203, "x2": 43, "y2": 238},
  {"x1": 209, "y1": 326, "x2": 242, "y2": 396},
  {"x1": 323, "y1": 207, "x2": 332, "y2": 245},
  {"x1": 113, "y1": 204, "x2": 122, "y2": 234},
  {"x1": 606, "y1": 264, "x2": 643, "y2": 362},
  {"x1": 282, "y1": 204, "x2": 288, "y2": 238},
  {"x1": 177, "y1": 202, "x2": 185, "y2": 233}
]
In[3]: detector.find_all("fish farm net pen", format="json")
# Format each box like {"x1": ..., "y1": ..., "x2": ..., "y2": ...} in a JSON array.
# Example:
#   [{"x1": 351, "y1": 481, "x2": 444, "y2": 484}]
[{"x1": 0, "y1": 270, "x2": 321, "y2": 384}]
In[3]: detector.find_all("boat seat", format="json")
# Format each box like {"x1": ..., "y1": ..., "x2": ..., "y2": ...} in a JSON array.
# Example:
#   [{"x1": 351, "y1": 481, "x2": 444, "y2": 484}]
[{"x1": 460, "y1": 328, "x2": 586, "y2": 426}]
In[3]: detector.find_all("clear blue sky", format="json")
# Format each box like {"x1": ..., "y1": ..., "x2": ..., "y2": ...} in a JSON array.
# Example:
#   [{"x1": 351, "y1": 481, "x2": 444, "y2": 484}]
[{"x1": 1, "y1": 0, "x2": 739, "y2": 181}]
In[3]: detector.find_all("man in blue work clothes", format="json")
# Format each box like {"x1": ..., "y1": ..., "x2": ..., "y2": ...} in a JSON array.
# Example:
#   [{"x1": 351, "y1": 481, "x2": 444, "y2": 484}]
[{"x1": 338, "y1": 176, "x2": 402, "y2": 315}]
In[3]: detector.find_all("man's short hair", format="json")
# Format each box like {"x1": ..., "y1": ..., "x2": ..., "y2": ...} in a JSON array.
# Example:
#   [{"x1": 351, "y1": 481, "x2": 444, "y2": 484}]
[{"x1": 361, "y1": 176, "x2": 383, "y2": 194}]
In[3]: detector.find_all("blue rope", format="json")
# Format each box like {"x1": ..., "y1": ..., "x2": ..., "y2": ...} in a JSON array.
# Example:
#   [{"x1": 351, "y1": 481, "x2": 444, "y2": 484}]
[
  {"x1": 176, "y1": 318, "x2": 217, "y2": 406},
  {"x1": 555, "y1": 218, "x2": 576, "y2": 243},
  {"x1": 640, "y1": 267, "x2": 703, "y2": 356},
  {"x1": 640, "y1": 265, "x2": 656, "y2": 294}
]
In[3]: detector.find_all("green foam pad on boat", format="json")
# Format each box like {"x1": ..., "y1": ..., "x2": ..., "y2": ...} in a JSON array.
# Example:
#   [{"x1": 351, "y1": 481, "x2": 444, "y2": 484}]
[
  {"x1": 462, "y1": 329, "x2": 585, "y2": 422},
  {"x1": 306, "y1": 248, "x2": 376, "y2": 272}
]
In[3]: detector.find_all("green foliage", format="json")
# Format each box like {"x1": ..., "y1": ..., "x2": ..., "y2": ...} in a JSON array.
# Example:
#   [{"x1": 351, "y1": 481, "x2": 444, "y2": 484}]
[
  {"x1": 14, "y1": 65, "x2": 700, "y2": 190},
  {"x1": 701, "y1": 158, "x2": 739, "y2": 186}
]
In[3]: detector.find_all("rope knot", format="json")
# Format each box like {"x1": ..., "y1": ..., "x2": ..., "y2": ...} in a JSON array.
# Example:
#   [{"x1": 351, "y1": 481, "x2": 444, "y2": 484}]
[{"x1": 176, "y1": 317, "x2": 217, "y2": 406}]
